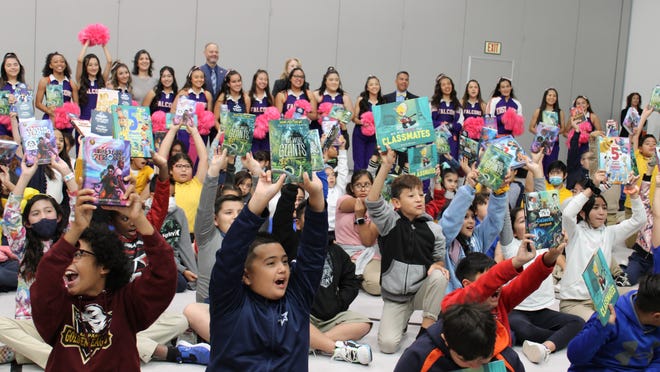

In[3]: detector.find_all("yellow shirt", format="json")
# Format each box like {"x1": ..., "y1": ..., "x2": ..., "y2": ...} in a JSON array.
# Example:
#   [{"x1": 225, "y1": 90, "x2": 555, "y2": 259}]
[
  {"x1": 175, "y1": 178, "x2": 203, "y2": 231},
  {"x1": 132, "y1": 165, "x2": 154, "y2": 195},
  {"x1": 625, "y1": 149, "x2": 656, "y2": 209},
  {"x1": 545, "y1": 181, "x2": 573, "y2": 205}
]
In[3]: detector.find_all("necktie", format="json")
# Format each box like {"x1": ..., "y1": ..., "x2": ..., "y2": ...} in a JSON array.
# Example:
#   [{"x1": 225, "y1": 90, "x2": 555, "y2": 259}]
[{"x1": 211, "y1": 69, "x2": 217, "y2": 95}]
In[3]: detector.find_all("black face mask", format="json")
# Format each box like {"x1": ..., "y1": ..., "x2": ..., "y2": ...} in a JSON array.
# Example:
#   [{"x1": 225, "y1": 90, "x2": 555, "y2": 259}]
[{"x1": 30, "y1": 218, "x2": 58, "y2": 239}]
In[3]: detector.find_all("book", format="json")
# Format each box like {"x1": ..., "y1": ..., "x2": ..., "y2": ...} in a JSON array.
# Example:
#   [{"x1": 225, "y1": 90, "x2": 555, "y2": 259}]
[
  {"x1": 269, "y1": 118, "x2": 312, "y2": 183},
  {"x1": 70, "y1": 117, "x2": 92, "y2": 138},
  {"x1": 172, "y1": 96, "x2": 197, "y2": 129},
  {"x1": 541, "y1": 111, "x2": 559, "y2": 126},
  {"x1": 582, "y1": 248, "x2": 619, "y2": 326},
  {"x1": 524, "y1": 190, "x2": 562, "y2": 250},
  {"x1": 13, "y1": 84, "x2": 34, "y2": 120},
  {"x1": 460, "y1": 133, "x2": 480, "y2": 165},
  {"x1": 111, "y1": 105, "x2": 154, "y2": 158},
  {"x1": 530, "y1": 123, "x2": 560, "y2": 155},
  {"x1": 329, "y1": 104, "x2": 352, "y2": 123},
  {"x1": 0, "y1": 139, "x2": 19, "y2": 165},
  {"x1": 407, "y1": 143, "x2": 437, "y2": 180},
  {"x1": 605, "y1": 119, "x2": 619, "y2": 137},
  {"x1": 90, "y1": 109, "x2": 114, "y2": 137},
  {"x1": 0, "y1": 91, "x2": 9, "y2": 115},
  {"x1": 81, "y1": 137, "x2": 131, "y2": 206},
  {"x1": 380, "y1": 174, "x2": 398, "y2": 202},
  {"x1": 476, "y1": 145, "x2": 513, "y2": 190},
  {"x1": 96, "y1": 89, "x2": 119, "y2": 112},
  {"x1": 484, "y1": 115, "x2": 497, "y2": 129},
  {"x1": 434, "y1": 126, "x2": 451, "y2": 155},
  {"x1": 153, "y1": 131, "x2": 167, "y2": 153},
  {"x1": 166, "y1": 113, "x2": 198, "y2": 130},
  {"x1": 373, "y1": 97, "x2": 434, "y2": 151},
  {"x1": 455, "y1": 360, "x2": 506, "y2": 372},
  {"x1": 650, "y1": 85, "x2": 660, "y2": 112},
  {"x1": 570, "y1": 107, "x2": 586, "y2": 124},
  {"x1": 308, "y1": 130, "x2": 324, "y2": 171},
  {"x1": 118, "y1": 91, "x2": 132, "y2": 106},
  {"x1": 490, "y1": 135, "x2": 527, "y2": 169},
  {"x1": 18, "y1": 119, "x2": 57, "y2": 165},
  {"x1": 321, "y1": 117, "x2": 340, "y2": 149},
  {"x1": 597, "y1": 136, "x2": 631, "y2": 184},
  {"x1": 221, "y1": 112, "x2": 255, "y2": 156},
  {"x1": 45, "y1": 85, "x2": 63, "y2": 108},
  {"x1": 479, "y1": 126, "x2": 498, "y2": 151},
  {"x1": 621, "y1": 107, "x2": 640, "y2": 135}
]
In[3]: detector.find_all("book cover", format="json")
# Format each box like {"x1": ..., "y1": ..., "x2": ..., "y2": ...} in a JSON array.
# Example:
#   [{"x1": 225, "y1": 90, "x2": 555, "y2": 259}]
[
  {"x1": 490, "y1": 135, "x2": 527, "y2": 169},
  {"x1": 82, "y1": 136, "x2": 131, "y2": 206},
  {"x1": 582, "y1": 248, "x2": 619, "y2": 326},
  {"x1": 479, "y1": 126, "x2": 498, "y2": 151},
  {"x1": 172, "y1": 96, "x2": 197, "y2": 129},
  {"x1": 0, "y1": 91, "x2": 10, "y2": 115},
  {"x1": 70, "y1": 118, "x2": 92, "y2": 138},
  {"x1": 269, "y1": 119, "x2": 312, "y2": 183},
  {"x1": 455, "y1": 360, "x2": 506, "y2": 372},
  {"x1": 221, "y1": 112, "x2": 255, "y2": 156},
  {"x1": 118, "y1": 91, "x2": 132, "y2": 106},
  {"x1": 597, "y1": 136, "x2": 631, "y2": 184},
  {"x1": 321, "y1": 117, "x2": 340, "y2": 149},
  {"x1": 476, "y1": 145, "x2": 513, "y2": 190},
  {"x1": 407, "y1": 143, "x2": 437, "y2": 180},
  {"x1": 166, "y1": 113, "x2": 198, "y2": 130},
  {"x1": 605, "y1": 119, "x2": 619, "y2": 137},
  {"x1": 153, "y1": 132, "x2": 167, "y2": 153},
  {"x1": 570, "y1": 107, "x2": 586, "y2": 124},
  {"x1": 308, "y1": 130, "x2": 324, "y2": 171},
  {"x1": 111, "y1": 105, "x2": 154, "y2": 158},
  {"x1": 380, "y1": 174, "x2": 398, "y2": 202},
  {"x1": 45, "y1": 84, "x2": 63, "y2": 108},
  {"x1": 434, "y1": 126, "x2": 451, "y2": 155},
  {"x1": 96, "y1": 88, "x2": 119, "y2": 112},
  {"x1": 373, "y1": 97, "x2": 434, "y2": 151},
  {"x1": 484, "y1": 115, "x2": 497, "y2": 129},
  {"x1": 541, "y1": 111, "x2": 559, "y2": 126},
  {"x1": 13, "y1": 84, "x2": 34, "y2": 120},
  {"x1": 0, "y1": 139, "x2": 19, "y2": 165},
  {"x1": 460, "y1": 134, "x2": 480, "y2": 165},
  {"x1": 524, "y1": 190, "x2": 562, "y2": 250},
  {"x1": 90, "y1": 109, "x2": 114, "y2": 137},
  {"x1": 650, "y1": 85, "x2": 660, "y2": 112},
  {"x1": 329, "y1": 104, "x2": 352, "y2": 123},
  {"x1": 530, "y1": 123, "x2": 560, "y2": 155},
  {"x1": 621, "y1": 107, "x2": 640, "y2": 135},
  {"x1": 18, "y1": 119, "x2": 57, "y2": 165}
]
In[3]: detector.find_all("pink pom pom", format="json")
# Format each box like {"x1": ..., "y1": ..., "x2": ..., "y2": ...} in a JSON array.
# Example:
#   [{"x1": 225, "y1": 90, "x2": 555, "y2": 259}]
[
  {"x1": 318, "y1": 102, "x2": 333, "y2": 117},
  {"x1": 502, "y1": 108, "x2": 524, "y2": 136},
  {"x1": 578, "y1": 121, "x2": 592, "y2": 133},
  {"x1": 151, "y1": 111, "x2": 166, "y2": 132},
  {"x1": 254, "y1": 107, "x2": 280, "y2": 139},
  {"x1": 295, "y1": 99, "x2": 311, "y2": 113},
  {"x1": 195, "y1": 102, "x2": 206, "y2": 116},
  {"x1": 0, "y1": 115, "x2": 11, "y2": 130},
  {"x1": 78, "y1": 23, "x2": 110, "y2": 47},
  {"x1": 197, "y1": 111, "x2": 215, "y2": 135},
  {"x1": 53, "y1": 102, "x2": 80, "y2": 129},
  {"x1": 131, "y1": 100, "x2": 139, "y2": 106},
  {"x1": 284, "y1": 107, "x2": 294, "y2": 119},
  {"x1": 579, "y1": 130, "x2": 590, "y2": 144},
  {"x1": 360, "y1": 112, "x2": 375, "y2": 136},
  {"x1": 463, "y1": 117, "x2": 484, "y2": 140}
]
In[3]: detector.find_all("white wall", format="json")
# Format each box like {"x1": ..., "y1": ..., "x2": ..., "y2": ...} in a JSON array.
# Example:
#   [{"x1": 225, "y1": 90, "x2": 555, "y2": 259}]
[{"x1": 622, "y1": 0, "x2": 660, "y2": 134}]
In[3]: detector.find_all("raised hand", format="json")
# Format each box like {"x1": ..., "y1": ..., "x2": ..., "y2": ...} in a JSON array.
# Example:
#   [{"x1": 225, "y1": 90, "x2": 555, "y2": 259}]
[
  {"x1": 465, "y1": 163, "x2": 479, "y2": 188},
  {"x1": 301, "y1": 171, "x2": 324, "y2": 213},
  {"x1": 69, "y1": 188, "x2": 97, "y2": 234},
  {"x1": 379, "y1": 145, "x2": 396, "y2": 167},
  {"x1": 543, "y1": 231, "x2": 568, "y2": 266},
  {"x1": 241, "y1": 152, "x2": 263, "y2": 177},
  {"x1": 512, "y1": 233, "x2": 537, "y2": 269},
  {"x1": 248, "y1": 170, "x2": 286, "y2": 215},
  {"x1": 209, "y1": 147, "x2": 228, "y2": 177}
]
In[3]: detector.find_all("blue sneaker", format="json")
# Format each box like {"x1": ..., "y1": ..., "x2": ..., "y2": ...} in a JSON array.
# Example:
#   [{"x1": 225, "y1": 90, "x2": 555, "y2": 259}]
[{"x1": 176, "y1": 340, "x2": 210, "y2": 365}]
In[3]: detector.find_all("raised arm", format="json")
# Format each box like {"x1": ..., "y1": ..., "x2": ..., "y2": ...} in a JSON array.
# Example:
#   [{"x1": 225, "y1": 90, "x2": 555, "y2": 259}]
[
  {"x1": 101, "y1": 45, "x2": 113, "y2": 82},
  {"x1": 34, "y1": 77, "x2": 53, "y2": 117},
  {"x1": 190, "y1": 126, "x2": 208, "y2": 182},
  {"x1": 75, "y1": 41, "x2": 89, "y2": 83}
]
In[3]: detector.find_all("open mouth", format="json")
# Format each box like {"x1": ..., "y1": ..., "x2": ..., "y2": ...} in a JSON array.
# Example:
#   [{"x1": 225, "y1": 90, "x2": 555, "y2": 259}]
[
  {"x1": 64, "y1": 270, "x2": 79, "y2": 288},
  {"x1": 275, "y1": 278, "x2": 286, "y2": 288}
]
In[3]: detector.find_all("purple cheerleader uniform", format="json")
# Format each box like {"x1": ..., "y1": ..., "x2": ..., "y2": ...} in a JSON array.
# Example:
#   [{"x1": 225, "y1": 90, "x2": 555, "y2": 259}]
[
  {"x1": 488, "y1": 96, "x2": 522, "y2": 136},
  {"x1": 352, "y1": 101, "x2": 377, "y2": 171},
  {"x1": 432, "y1": 100, "x2": 462, "y2": 159},
  {"x1": 79, "y1": 79, "x2": 98, "y2": 120},
  {"x1": 462, "y1": 100, "x2": 483, "y2": 120},
  {"x1": 226, "y1": 94, "x2": 247, "y2": 113},
  {"x1": 153, "y1": 91, "x2": 174, "y2": 113},
  {"x1": 250, "y1": 94, "x2": 270, "y2": 153},
  {"x1": 42, "y1": 75, "x2": 73, "y2": 121}
]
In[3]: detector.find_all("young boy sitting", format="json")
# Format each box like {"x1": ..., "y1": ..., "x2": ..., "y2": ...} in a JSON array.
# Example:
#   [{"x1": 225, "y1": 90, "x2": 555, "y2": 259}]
[
  {"x1": 365, "y1": 147, "x2": 449, "y2": 354},
  {"x1": 567, "y1": 274, "x2": 660, "y2": 370},
  {"x1": 30, "y1": 189, "x2": 177, "y2": 371},
  {"x1": 208, "y1": 170, "x2": 328, "y2": 370}
]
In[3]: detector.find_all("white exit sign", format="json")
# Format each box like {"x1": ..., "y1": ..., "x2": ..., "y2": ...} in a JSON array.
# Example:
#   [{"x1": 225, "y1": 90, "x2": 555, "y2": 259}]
[{"x1": 484, "y1": 41, "x2": 502, "y2": 55}]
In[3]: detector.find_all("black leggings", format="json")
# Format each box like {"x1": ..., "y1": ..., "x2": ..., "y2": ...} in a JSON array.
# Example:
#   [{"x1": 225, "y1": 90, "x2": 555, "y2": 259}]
[{"x1": 509, "y1": 308, "x2": 584, "y2": 350}]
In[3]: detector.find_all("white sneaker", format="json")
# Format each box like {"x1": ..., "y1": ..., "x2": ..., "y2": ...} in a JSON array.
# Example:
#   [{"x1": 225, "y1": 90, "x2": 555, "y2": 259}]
[
  {"x1": 522, "y1": 340, "x2": 550, "y2": 364},
  {"x1": 332, "y1": 340, "x2": 372, "y2": 365}
]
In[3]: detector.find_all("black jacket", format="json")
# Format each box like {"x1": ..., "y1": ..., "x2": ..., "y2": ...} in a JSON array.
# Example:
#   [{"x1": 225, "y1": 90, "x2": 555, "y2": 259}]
[
  {"x1": 310, "y1": 244, "x2": 361, "y2": 320},
  {"x1": 382, "y1": 91, "x2": 418, "y2": 104}
]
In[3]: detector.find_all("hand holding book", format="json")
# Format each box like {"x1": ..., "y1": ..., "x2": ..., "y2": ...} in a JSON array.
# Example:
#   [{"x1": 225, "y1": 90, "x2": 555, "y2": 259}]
[{"x1": 512, "y1": 233, "x2": 537, "y2": 268}]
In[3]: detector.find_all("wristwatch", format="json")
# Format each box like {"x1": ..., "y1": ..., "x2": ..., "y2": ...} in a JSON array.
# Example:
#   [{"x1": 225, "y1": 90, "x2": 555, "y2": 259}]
[{"x1": 354, "y1": 217, "x2": 366, "y2": 225}]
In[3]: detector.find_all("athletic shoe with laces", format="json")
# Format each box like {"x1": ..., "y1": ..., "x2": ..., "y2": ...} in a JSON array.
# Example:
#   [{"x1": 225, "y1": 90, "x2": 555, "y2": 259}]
[
  {"x1": 522, "y1": 340, "x2": 550, "y2": 364},
  {"x1": 176, "y1": 340, "x2": 210, "y2": 365},
  {"x1": 332, "y1": 340, "x2": 372, "y2": 365}
]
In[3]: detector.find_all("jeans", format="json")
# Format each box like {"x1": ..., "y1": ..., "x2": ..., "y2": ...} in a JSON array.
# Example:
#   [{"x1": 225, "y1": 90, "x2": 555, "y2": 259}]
[{"x1": 624, "y1": 247, "x2": 654, "y2": 285}]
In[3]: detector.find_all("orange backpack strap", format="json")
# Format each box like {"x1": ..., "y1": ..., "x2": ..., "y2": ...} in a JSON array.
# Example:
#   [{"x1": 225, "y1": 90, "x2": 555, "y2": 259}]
[{"x1": 421, "y1": 348, "x2": 444, "y2": 372}]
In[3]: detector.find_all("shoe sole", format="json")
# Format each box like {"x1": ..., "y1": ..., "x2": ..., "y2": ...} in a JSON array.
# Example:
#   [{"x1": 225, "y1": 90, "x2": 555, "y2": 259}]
[{"x1": 177, "y1": 340, "x2": 211, "y2": 352}]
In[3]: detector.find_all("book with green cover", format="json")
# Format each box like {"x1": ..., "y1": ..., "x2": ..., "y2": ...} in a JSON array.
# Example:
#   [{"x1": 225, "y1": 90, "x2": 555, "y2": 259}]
[
  {"x1": 582, "y1": 248, "x2": 619, "y2": 326},
  {"x1": 45, "y1": 84, "x2": 63, "y2": 108},
  {"x1": 14, "y1": 84, "x2": 34, "y2": 120},
  {"x1": 541, "y1": 110, "x2": 559, "y2": 126},
  {"x1": 407, "y1": 143, "x2": 437, "y2": 180},
  {"x1": 373, "y1": 97, "x2": 434, "y2": 151},
  {"x1": 456, "y1": 360, "x2": 506, "y2": 372},
  {"x1": 222, "y1": 113, "x2": 255, "y2": 156},
  {"x1": 308, "y1": 130, "x2": 324, "y2": 171},
  {"x1": 269, "y1": 119, "x2": 312, "y2": 183},
  {"x1": 524, "y1": 190, "x2": 562, "y2": 250},
  {"x1": 477, "y1": 145, "x2": 513, "y2": 190},
  {"x1": 111, "y1": 105, "x2": 154, "y2": 158},
  {"x1": 597, "y1": 136, "x2": 631, "y2": 184},
  {"x1": 0, "y1": 91, "x2": 9, "y2": 115},
  {"x1": 329, "y1": 104, "x2": 352, "y2": 123},
  {"x1": 434, "y1": 127, "x2": 450, "y2": 155},
  {"x1": 380, "y1": 174, "x2": 398, "y2": 202},
  {"x1": 460, "y1": 134, "x2": 480, "y2": 165},
  {"x1": 650, "y1": 85, "x2": 660, "y2": 112}
]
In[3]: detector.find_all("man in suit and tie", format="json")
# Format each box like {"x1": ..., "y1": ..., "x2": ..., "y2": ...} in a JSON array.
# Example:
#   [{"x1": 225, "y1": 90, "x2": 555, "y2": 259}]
[
  {"x1": 383, "y1": 71, "x2": 418, "y2": 103},
  {"x1": 200, "y1": 42, "x2": 227, "y2": 144}
]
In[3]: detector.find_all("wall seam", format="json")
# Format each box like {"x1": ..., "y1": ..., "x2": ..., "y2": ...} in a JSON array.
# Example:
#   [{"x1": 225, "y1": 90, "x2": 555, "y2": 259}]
[
  {"x1": 569, "y1": 0, "x2": 581, "y2": 101},
  {"x1": 335, "y1": 0, "x2": 341, "y2": 68},
  {"x1": 193, "y1": 0, "x2": 199, "y2": 66},
  {"x1": 460, "y1": 0, "x2": 468, "y2": 84}
]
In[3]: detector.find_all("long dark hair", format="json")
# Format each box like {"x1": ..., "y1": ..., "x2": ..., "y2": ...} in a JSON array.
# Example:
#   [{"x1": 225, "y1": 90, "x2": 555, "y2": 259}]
[
  {"x1": 78, "y1": 54, "x2": 105, "y2": 108},
  {"x1": 219, "y1": 70, "x2": 244, "y2": 103},
  {"x1": 577, "y1": 194, "x2": 607, "y2": 225},
  {"x1": 460, "y1": 79, "x2": 484, "y2": 109},
  {"x1": 358, "y1": 76, "x2": 384, "y2": 114},
  {"x1": 624, "y1": 92, "x2": 642, "y2": 111},
  {"x1": 150, "y1": 66, "x2": 178, "y2": 113},
  {"x1": 284, "y1": 67, "x2": 306, "y2": 92},
  {"x1": 317, "y1": 66, "x2": 344, "y2": 96},
  {"x1": 490, "y1": 77, "x2": 515, "y2": 99},
  {"x1": 20, "y1": 194, "x2": 67, "y2": 280},
  {"x1": 132, "y1": 49, "x2": 153, "y2": 76},
  {"x1": 0, "y1": 53, "x2": 25, "y2": 86},
  {"x1": 109, "y1": 61, "x2": 132, "y2": 92},
  {"x1": 431, "y1": 74, "x2": 460, "y2": 110},
  {"x1": 346, "y1": 170, "x2": 373, "y2": 197},
  {"x1": 248, "y1": 69, "x2": 273, "y2": 106},
  {"x1": 573, "y1": 95, "x2": 594, "y2": 114},
  {"x1": 538, "y1": 88, "x2": 561, "y2": 115},
  {"x1": 41, "y1": 52, "x2": 71, "y2": 78},
  {"x1": 181, "y1": 66, "x2": 204, "y2": 91}
]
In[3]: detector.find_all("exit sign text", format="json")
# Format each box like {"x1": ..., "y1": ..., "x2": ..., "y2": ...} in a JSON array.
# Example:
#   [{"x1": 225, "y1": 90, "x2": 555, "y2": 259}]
[{"x1": 484, "y1": 41, "x2": 502, "y2": 55}]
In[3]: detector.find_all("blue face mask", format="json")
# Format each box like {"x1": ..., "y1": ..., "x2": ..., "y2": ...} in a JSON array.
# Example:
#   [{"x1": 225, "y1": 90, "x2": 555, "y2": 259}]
[
  {"x1": 30, "y1": 218, "x2": 58, "y2": 239},
  {"x1": 549, "y1": 176, "x2": 563, "y2": 186}
]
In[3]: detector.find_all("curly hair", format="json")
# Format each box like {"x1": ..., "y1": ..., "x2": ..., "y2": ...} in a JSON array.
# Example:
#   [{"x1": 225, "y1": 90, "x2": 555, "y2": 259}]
[{"x1": 81, "y1": 223, "x2": 132, "y2": 291}]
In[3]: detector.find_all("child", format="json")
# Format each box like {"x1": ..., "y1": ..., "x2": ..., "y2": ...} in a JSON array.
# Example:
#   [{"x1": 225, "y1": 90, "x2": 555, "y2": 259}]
[
  {"x1": 365, "y1": 147, "x2": 449, "y2": 353},
  {"x1": 30, "y1": 189, "x2": 176, "y2": 370},
  {"x1": 208, "y1": 170, "x2": 327, "y2": 370},
  {"x1": 131, "y1": 156, "x2": 154, "y2": 198},
  {"x1": 325, "y1": 135, "x2": 348, "y2": 239},
  {"x1": 76, "y1": 41, "x2": 112, "y2": 120},
  {"x1": 567, "y1": 274, "x2": 660, "y2": 370}
]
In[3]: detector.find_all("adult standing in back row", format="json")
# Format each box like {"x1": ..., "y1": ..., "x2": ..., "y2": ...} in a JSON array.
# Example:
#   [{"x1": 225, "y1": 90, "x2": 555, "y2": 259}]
[
  {"x1": 382, "y1": 71, "x2": 418, "y2": 104},
  {"x1": 200, "y1": 43, "x2": 227, "y2": 144}
]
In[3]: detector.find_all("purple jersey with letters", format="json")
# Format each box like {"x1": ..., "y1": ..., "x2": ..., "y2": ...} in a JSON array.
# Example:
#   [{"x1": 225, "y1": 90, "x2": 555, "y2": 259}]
[
  {"x1": 462, "y1": 100, "x2": 483, "y2": 119},
  {"x1": 320, "y1": 92, "x2": 344, "y2": 106},
  {"x1": 1, "y1": 82, "x2": 18, "y2": 94},
  {"x1": 153, "y1": 91, "x2": 174, "y2": 113},
  {"x1": 282, "y1": 90, "x2": 309, "y2": 114},
  {"x1": 250, "y1": 94, "x2": 269, "y2": 116},
  {"x1": 79, "y1": 79, "x2": 98, "y2": 120},
  {"x1": 432, "y1": 100, "x2": 461, "y2": 158},
  {"x1": 42, "y1": 75, "x2": 73, "y2": 120},
  {"x1": 226, "y1": 95, "x2": 246, "y2": 113},
  {"x1": 490, "y1": 96, "x2": 521, "y2": 135},
  {"x1": 187, "y1": 89, "x2": 207, "y2": 106}
]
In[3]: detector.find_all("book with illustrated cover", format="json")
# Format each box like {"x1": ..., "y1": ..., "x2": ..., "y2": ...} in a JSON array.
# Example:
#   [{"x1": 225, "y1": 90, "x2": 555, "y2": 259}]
[
  {"x1": 484, "y1": 115, "x2": 497, "y2": 129},
  {"x1": 13, "y1": 84, "x2": 34, "y2": 120},
  {"x1": 455, "y1": 360, "x2": 506, "y2": 372},
  {"x1": 524, "y1": 190, "x2": 562, "y2": 250},
  {"x1": 380, "y1": 174, "x2": 398, "y2": 202},
  {"x1": 69, "y1": 115, "x2": 92, "y2": 138},
  {"x1": 153, "y1": 132, "x2": 167, "y2": 153},
  {"x1": 45, "y1": 84, "x2": 63, "y2": 108},
  {"x1": 0, "y1": 91, "x2": 10, "y2": 115},
  {"x1": 18, "y1": 119, "x2": 57, "y2": 165},
  {"x1": 407, "y1": 143, "x2": 437, "y2": 180},
  {"x1": 541, "y1": 110, "x2": 559, "y2": 126},
  {"x1": 621, "y1": 107, "x2": 640, "y2": 135},
  {"x1": 0, "y1": 139, "x2": 19, "y2": 165},
  {"x1": 530, "y1": 123, "x2": 560, "y2": 155},
  {"x1": 460, "y1": 133, "x2": 480, "y2": 165},
  {"x1": 166, "y1": 113, "x2": 197, "y2": 129},
  {"x1": 479, "y1": 126, "x2": 498, "y2": 151},
  {"x1": 605, "y1": 119, "x2": 619, "y2": 137},
  {"x1": 570, "y1": 107, "x2": 586, "y2": 124},
  {"x1": 82, "y1": 136, "x2": 131, "y2": 206},
  {"x1": 582, "y1": 248, "x2": 619, "y2": 326},
  {"x1": 373, "y1": 97, "x2": 434, "y2": 151},
  {"x1": 269, "y1": 119, "x2": 312, "y2": 183},
  {"x1": 329, "y1": 104, "x2": 352, "y2": 123},
  {"x1": 597, "y1": 136, "x2": 631, "y2": 184},
  {"x1": 490, "y1": 135, "x2": 527, "y2": 169},
  {"x1": 90, "y1": 109, "x2": 114, "y2": 137},
  {"x1": 118, "y1": 91, "x2": 132, "y2": 106},
  {"x1": 222, "y1": 113, "x2": 255, "y2": 156},
  {"x1": 111, "y1": 105, "x2": 154, "y2": 158},
  {"x1": 434, "y1": 126, "x2": 451, "y2": 155},
  {"x1": 650, "y1": 85, "x2": 660, "y2": 112},
  {"x1": 321, "y1": 117, "x2": 340, "y2": 149},
  {"x1": 96, "y1": 89, "x2": 119, "y2": 112},
  {"x1": 308, "y1": 129, "x2": 324, "y2": 171},
  {"x1": 171, "y1": 96, "x2": 197, "y2": 129},
  {"x1": 476, "y1": 145, "x2": 513, "y2": 190}
]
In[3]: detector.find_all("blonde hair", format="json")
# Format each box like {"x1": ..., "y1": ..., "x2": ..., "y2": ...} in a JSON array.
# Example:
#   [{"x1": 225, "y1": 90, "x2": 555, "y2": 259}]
[{"x1": 280, "y1": 58, "x2": 302, "y2": 80}]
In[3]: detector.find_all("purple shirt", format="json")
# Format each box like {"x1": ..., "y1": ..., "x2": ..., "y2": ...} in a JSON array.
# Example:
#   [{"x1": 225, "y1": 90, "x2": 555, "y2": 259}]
[
  {"x1": 250, "y1": 94, "x2": 269, "y2": 116},
  {"x1": 79, "y1": 79, "x2": 98, "y2": 120},
  {"x1": 153, "y1": 91, "x2": 174, "y2": 113},
  {"x1": 432, "y1": 100, "x2": 462, "y2": 158},
  {"x1": 319, "y1": 91, "x2": 343, "y2": 106},
  {"x1": 226, "y1": 95, "x2": 246, "y2": 113},
  {"x1": 187, "y1": 89, "x2": 207, "y2": 105},
  {"x1": 462, "y1": 101, "x2": 483, "y2": 119},
  {"x1": 283, "y1": 90, "x2": 309, "y2": 113},
  {"x1": 489, "y1": 96, "x2": 522, "y2": 135}
]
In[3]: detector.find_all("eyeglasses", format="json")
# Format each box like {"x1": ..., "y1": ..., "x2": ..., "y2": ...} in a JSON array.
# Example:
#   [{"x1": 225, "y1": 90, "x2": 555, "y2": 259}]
[
  {"x1": 353, "y1": 183, "x2": 372, "y2": 190},
  {"x1": 173, "y1": 164, "x2": 192, "y2": 169},
  {"x1": 292, "y1": 74, "x2": 305, "y2": 79},
  {"x1": 73, "y1": 249, "x2": 96, "y2": 260}
]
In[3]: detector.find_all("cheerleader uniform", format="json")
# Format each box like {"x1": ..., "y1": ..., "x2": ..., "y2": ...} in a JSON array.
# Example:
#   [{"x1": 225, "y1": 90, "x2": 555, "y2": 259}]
[
  {"x1": 152, "y1": 91, "x2": 174, "y2": 114},
  {"x1": 79, "y1": 79, "x2": 99, "y2": 120},
  {"x1": 226, "y1": 94, "x2": 247, "y2": 113},
  {"x1": 319, "y1": 91, "x2": 349, "y2": 148},
  {"x1": 352, "y1": 101, "x2": 377, "y2": 170},
  {"x1": 537, "y1": 110, "x2": 561, "y2": 172},
  {"x1": 250, "y1": 93, "x2": 270, "y2": 153},
  {"x1": 0, "y1": 82, "x2": 20, "y2": 136},
  {"x1": 181, "y1": 89, "x2": 208, "y2": 164},
  {"x1": 282, "y1": 89, "x2": 308, "y2": 113},
  {"x1": 432, "y1": 99, "x2": 462, "y2": 160},
  {"x1": 42, "y1": 74, "x2": 73, "y2": 120},
  {"x1": 461, "y1": 100, "x2": 483, "y2": 120},
  {"x1": 488, "y1": 96, "x2": 522, "y2": 136}
]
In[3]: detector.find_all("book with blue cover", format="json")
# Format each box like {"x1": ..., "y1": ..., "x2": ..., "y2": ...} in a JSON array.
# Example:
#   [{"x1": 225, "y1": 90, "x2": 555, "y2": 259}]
[
  {"x1": 460, "y1": 133, "x2": 480, "y2": 165},
  {"x1": 82, "y1": 136, "x2": 131, "y2": 206},
  {"x1": 18, "y1": 119, "x2": 57, "y2": 165},
  {"x1": 490, "y1": 135, "x2": 527, "y2": 169},
  {"x1": 407, "y1": 143, "x2": 437, "y2": 180},
  {"x1": 582, "y1": 248, "x2": 619, "y2": 326},
  {"x1": 597, "y1": 136, "x2": 631, "y2": 184},
  {"x1": 477, "y1": 145, "x2": 513, "y2": 190},
  {"x1": 0, "y1": 139, "x2": 19, "y2": 165},
  {"x1": 541, "y1": 110, "x2": 559, "y2": 126},
  {"x1": 605, "y1": 119, "x2": 619, "y2": 137},
  {"x1": 530, "y1": 123, "x2": 560, "y2": 155},
  {"x1": 269, "y1": 119, "x2": 312, "y2": 183},
  {"x1": 524, "y1": 190, "x2": 562, "y2": 250},
  {"x1": 373, "y1": 97, "x2": 434, "y2": 151},
  {"x1": 90, "y1": 109, "x2": 114, "y2": 137},
  {"x1": 111, "y1": 105, "x2": 154, "y2": 158},
  {"x1": 45, "y1": 84, "x2": 63, "y2": 108},
  {"x1": 13, "y1": 84, "x2": 34, "y2": 120},
  {"x1": 222, "y1": 113, "x2": 255, "y2": 156}
]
